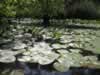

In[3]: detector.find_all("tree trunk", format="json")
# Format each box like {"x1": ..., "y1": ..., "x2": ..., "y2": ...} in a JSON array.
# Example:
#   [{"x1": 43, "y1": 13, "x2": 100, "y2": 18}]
[
  {"x1": 42, "y1": 14, "x2": 50, "y2": 27},
  {"x1": 42, "y1": 0, "x2": 50, "y2": 27},
  {"x1": 64, "y1": 0, "x2": 68, "y2": 17}
]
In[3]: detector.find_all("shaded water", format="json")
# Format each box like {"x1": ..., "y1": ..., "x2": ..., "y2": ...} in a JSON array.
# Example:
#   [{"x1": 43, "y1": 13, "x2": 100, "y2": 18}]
[{"x1": 1, "y1": 62, "x2": 100, "y2": 75}]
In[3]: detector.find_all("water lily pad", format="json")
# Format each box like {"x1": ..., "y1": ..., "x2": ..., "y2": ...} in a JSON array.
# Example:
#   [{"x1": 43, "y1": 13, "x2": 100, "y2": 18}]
[
  {"x1": 57, "y1": 49, "x2": 69, "y2": 54},
  {"x1": 0, "y1": 38, "x2": 12, "y2": 44},
  {"x1": 33, "y1": 42, "x2": 52, "y2": 51},
  {"x1": 53, "y1": 62, "x2": 70, "y2": 72},
  {"x1": 23, "y1": 51, "x2": 31, "y2": 56},
  {"x1": 0, "y1": 50, "x2": 17, "y2": 56},
  {"x1": 52, "y1": 44, "x2": 67, "y2": 49},
  {"x1": 14, "y1": 34, "x2": 23, "y2": 39},
  {"x1": 53, "y1": 52, "x2": 83, "y2": 72},
  {"x1": 30, "y1": 50, "x2": 59, "y2": 65},
  {"x1": 83, "y1": 56, "x2": 98, "y2": 62},
  {"x1": 24, "y1": 33, "x2": 32, "y2": 38},
  {"x1": 18, "y1": 56, "x2": 31, "y2": 62},
  {"x1": 18, "y1": 42, "x2": 59, "y2": 65},
  {"x1": 0, "y1": 56, "x2": 15, "y2": 63},
  {"x1": 69, "y1": 49, "x2": 81, "y2": 53},
  {"x1": 13, "y1": 41, "x2": 27, "y2": 50},
  {"x1": 60, "y1": 35, "x2": 73, "y2": 40}
]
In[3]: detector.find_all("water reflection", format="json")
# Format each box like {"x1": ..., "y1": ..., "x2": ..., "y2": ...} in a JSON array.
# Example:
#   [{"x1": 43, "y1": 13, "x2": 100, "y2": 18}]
[
  {"x1": 20, "y1": 62, "x2": 100, "y2": 75},
  {"x1": 21, "y1": 62, "x2": 72, "y2": 75}
]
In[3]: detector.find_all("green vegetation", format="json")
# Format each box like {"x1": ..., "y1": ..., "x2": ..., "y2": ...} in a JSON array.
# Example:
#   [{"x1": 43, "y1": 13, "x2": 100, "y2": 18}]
[
  {"x1": 0, "y1": 0, "x2": 100, "y2": 74},
  {"x1": 0, "y1": 0, "x2": 100, "y2": 18}
]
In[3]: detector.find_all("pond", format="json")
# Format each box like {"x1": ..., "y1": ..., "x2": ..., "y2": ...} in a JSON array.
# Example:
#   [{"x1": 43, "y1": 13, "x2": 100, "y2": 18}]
[{"x1": 0, "y1": 21, "x2": 100, "y2": 75}]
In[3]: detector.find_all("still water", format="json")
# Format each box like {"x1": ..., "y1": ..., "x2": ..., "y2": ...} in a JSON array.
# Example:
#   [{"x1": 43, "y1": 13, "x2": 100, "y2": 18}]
[{"x1": 0, "y1": 22, "x2": 100, "y2": 75}]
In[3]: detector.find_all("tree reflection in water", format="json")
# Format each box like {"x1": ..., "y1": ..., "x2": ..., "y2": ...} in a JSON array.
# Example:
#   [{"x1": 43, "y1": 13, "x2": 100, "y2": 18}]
[
  {"x1": 0, "y1": 62, "x2": 100, "y2": 75},
  {"x1": 20, "y1": 62, "x2": 72, "y2": 75},
  {"x1": 19, "y1": 62, "x2": 100, "y2": 75}
]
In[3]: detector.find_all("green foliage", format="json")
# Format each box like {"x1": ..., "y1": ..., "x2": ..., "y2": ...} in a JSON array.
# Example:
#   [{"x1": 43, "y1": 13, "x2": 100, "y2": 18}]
[
  {"x1": 52, "y1": 31, "x2": 62, "y2": 39},
  {"x1": 0, "y1": 0, "x2": 64, "y2": 18},
  {"x1": 16, "y1": 0, "x2": 42, "y2": 18},
  {"x1": 0, "y1": 0, "x2": 17, "y2": 17},
  {"x1": 64, "y1": 0, "x2": 100, "y2": 19},
  {"x1": 0, "y1": 0, "x2": 100, "y2": 18}
]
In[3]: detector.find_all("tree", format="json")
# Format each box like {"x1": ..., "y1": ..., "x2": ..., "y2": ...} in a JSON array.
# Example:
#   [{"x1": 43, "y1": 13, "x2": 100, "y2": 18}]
[
  {"x1": 0, "y1": 0, "x2": 17, "y2": 17},
  {"x1": 64, "y1": 0, "x2": 100, "y2": 19},
  {"x1": 64, "y1": 0, "x2": 80, "y2": 17},
  {"x1": 38, "y1": 0, "x2": 50, "y2": 27}
]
